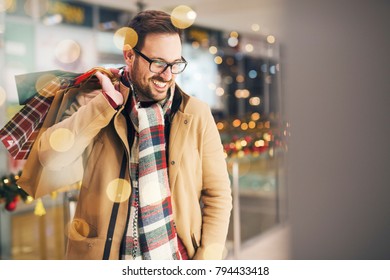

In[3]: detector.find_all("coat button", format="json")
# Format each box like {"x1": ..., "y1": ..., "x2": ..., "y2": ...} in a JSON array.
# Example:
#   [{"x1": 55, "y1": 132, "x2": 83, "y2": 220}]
[
  {"x1": 184, "y1": 120, "x2": 188, "y2": 124},
  {"x1": 171, "y1": 161, "x2": 175, "y2": 165}
]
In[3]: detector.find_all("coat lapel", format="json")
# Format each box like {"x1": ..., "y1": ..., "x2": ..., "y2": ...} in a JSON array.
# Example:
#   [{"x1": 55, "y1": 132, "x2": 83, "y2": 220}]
[
  {"x1": 168, "y1": 110, "x2": 193, "y2": 194},
  {"x1": 113, "y1": 82, "x2": 131, "y2": 155}
]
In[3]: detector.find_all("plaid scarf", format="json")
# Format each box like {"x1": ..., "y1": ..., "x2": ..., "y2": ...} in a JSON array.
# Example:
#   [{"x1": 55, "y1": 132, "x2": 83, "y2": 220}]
[{"x1": 122, "y1": 85, "x2": 182, "y2": 260}]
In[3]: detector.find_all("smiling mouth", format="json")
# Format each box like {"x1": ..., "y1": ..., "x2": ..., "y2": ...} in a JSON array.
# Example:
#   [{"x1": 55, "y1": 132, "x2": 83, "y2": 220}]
[{"x1": 152, "y1": 79, "x2": 168, "y2": 88}]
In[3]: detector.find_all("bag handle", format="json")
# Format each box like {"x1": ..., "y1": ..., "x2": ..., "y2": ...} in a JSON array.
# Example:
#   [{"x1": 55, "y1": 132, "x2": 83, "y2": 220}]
[{"x1": 74, "y1": 67, "x2": 118, "y2": 86}]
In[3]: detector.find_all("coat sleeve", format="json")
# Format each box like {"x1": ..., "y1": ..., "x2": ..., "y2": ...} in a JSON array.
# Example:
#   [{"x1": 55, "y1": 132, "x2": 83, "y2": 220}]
[
  {"x1": 19, "y1": 88, "x2": 117, "y2": 198},
  {"x1": 193, "y1": 106, "x2": 232, "y2": 260},
  {"x1": 38, "y1": 90, "x2": 116, "y2": 170}
]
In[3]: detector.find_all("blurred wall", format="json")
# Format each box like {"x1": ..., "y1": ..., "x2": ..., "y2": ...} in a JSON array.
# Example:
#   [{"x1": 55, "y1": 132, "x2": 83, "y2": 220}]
[{"x1": 280, "y1": 0, "x2": 390, "y2": 259}]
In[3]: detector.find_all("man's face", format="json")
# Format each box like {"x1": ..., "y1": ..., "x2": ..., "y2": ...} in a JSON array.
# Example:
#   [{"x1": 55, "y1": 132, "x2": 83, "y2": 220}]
[{"x1": 128, "y1": 33, "x2": 182, "y2": 102}]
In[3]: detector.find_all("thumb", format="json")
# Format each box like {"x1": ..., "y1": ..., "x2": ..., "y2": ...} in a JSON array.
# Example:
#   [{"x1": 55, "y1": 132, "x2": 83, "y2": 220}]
[
  {"x1": 95, "y1": 71, "x2": 115, "y2": 92},
  {"x1": 109, "y1": 68, "x2": 120, "y2": 76},
  {"x1": 95, "y1": 71, "x2": 104, "y2": 82}
]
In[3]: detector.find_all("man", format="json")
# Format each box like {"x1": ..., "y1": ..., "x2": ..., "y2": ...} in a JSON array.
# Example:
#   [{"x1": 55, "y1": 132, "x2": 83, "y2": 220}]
[{"x1": 19, "y1": 10, "x2": 232, "y2": 260}]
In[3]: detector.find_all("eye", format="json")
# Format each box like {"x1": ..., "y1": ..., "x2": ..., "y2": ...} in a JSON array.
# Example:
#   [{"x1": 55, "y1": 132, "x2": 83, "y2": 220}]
[
  {"x1": 153, "y1": 60, "x2": 167, "y2": 68},
  {"x1": 171, "y1": 62, "x2": 186, "y2": 73}
]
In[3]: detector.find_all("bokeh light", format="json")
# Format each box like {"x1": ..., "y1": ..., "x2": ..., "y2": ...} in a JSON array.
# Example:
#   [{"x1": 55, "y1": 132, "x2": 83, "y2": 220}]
[
  {"x1": 245, "y1": 43, "x2": 254, "y2": 52},
  {"x1": 214, "y1": 56, "x2": 223, "y2": 64},
  {"x1": 236, "y1": 75, "x2": 245, "y2": 83},
  {"x1": 113, "y1": 27, "x2": 138, "y2": 51},
  {"x1": 235, "y1": 89, "x2": 250, "y2": 98},
  {"x1": 171, "y1": 5, "x2": 197, "y2": 29},
  {"x1": 66, "y1": 218, "x2": 90, "y2": 241},
  {"x1": 228, "y1": 37, "x2": 239, "y2": 47},
  {"x1": 251, "y1": 23, "x2": 260, "y2": 32},
  {"x1": 237, "y1": 150, "x2": 244, "y2": 157},
  {"x1": 216, "y1": 122, "x2": 224, "y2": 130},
  {"x1": 249, "y1": 96, "x2": 261, "y2": 106},
  {"x1": 263, "y1": 132, "x2": 272, "y2": 141},
  {"x1": 241, "y1": 89, "x2": 250, "y2": 98},
  {"x1": 241, "y1": 123, "x2": 248, "y2": 130},
  {"x1": 232, "y1": 119, "x2": 241, "y2": 127},
  {"x1": 106, "y1": 178, "x2": 131, "y2": 203},
  {"x1": 216, "y1": 87, "x2": 225, "y2": 96},
  {"x1": 49, "y1": 128, "x2": 75, "y2": 152},
  {"x1": 251, "y1": 112, "x2": 261, "y2": 121},
  {"x1": 270, "y1": 65, "x2": 276, "y2": 75},
  {"x1": 255, "y1": 140, "x2": 265, "y2": 147},
  {"x1": 267, "y1": 35, "x2": 276, "y2": 44},
  {"x1": 35, "y1": 74, "x2": 59, "y2": 97},
  {"x1": 191, "y1": 41, "x2": 200, "y2": 49},
  {"x1": 209, "y1": 46, "x2": 218, "y2": 55},
  {"x1": 25, "y1": 196, "x2": 34, "y2": 204},
  {"x1": 248, "y1": 70, "x2": 258, "y2": 79},
  {"x1": 54, "y1": 39, "x2": 81, "y2": 64},
  {"x1": 0, "y1": 0, "x2": 13, "y2": 12},
  {"x1": 230, "y1": 31, "x2": 239, "y2": 38},
  {"x1": 187, "y1": 10, "x2": 197, "y2": 20}
]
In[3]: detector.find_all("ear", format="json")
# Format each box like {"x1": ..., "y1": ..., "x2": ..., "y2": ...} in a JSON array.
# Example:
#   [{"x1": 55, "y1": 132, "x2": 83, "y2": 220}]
[{"x1": 123, "y1": 49, "x2": 135, "y2": 66}]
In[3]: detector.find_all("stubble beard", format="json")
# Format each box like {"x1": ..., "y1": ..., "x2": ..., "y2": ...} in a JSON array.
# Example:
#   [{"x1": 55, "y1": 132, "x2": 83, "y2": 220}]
[{"x1": 129, "y1": 62, "x2": 171, "y2": 102}]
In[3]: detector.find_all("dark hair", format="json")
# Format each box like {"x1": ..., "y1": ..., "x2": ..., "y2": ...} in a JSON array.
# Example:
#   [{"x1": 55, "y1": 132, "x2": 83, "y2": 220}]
[{"x1": 128, "y1": 10, "x2": 183, "y2": 50}]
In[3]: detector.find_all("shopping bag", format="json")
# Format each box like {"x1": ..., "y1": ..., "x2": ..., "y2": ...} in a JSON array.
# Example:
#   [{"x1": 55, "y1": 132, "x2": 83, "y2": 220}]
[
  {"x1": 0, "y1": 78, "x2": 62, "y2": 160},
  {"x1": 0, "y1": 67, "x2": 115, "y2": 160},
  {"x1": 15, "y1": 70, "x2": 81, "y2": 105}
]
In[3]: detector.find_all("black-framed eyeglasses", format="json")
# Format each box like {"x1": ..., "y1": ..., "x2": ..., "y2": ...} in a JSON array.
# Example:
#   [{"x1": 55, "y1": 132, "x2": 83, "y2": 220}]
[{"x1": 133, "y1": 48, "x2": 188, "y2": 74}]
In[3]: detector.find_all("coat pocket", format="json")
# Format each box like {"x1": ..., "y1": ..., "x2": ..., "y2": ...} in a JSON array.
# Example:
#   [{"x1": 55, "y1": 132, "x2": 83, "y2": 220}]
[{"x1": 66, "y1": 237, "x2": 106, "y2": 260}]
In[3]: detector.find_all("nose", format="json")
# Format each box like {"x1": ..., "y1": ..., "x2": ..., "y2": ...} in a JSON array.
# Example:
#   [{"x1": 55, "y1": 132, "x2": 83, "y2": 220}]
[{"x1": 159, "y1": 66, "x2": 173, "y2": 81}]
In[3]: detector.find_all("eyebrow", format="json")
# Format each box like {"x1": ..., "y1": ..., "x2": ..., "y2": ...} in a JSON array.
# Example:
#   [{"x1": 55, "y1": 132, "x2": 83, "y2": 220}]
[{"x1": 152, "y1": 56, "x2": 184, "y2": 63}]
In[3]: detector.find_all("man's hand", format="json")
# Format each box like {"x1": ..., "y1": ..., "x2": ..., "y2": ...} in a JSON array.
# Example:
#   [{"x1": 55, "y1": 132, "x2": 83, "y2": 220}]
[{"x1": 95, "y1": 70, "x2": 124, "y2": 107}]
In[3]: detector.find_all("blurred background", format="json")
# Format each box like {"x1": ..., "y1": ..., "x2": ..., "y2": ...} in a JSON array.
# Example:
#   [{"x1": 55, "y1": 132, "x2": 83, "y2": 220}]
[{"x1": 0, "y1": 0, "x2": 389, "y2": 260}]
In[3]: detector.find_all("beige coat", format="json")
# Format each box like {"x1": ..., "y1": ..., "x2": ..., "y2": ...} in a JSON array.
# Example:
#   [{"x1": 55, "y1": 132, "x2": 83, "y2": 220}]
[{"x1": 18, "y1": 77, "x2": 232, "y2": 260}]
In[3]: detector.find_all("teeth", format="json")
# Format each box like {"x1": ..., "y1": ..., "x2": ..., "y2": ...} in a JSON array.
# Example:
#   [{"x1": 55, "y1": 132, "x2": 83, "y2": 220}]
[{"x1": 153, "y1": 80, "x2": 167, "y2": 88}]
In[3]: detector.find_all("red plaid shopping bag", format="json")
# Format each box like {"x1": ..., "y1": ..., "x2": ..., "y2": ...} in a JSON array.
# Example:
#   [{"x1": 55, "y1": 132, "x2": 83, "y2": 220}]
[
  {"x1": 0, "y1": 78, "x2": 62, "y2": 160},
  {"x1": 0, "y1": 67, "x2": 114, "y2": 160},
  {"x1": 0, "y1": 95, "x2": 54, "y2": 160}
]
